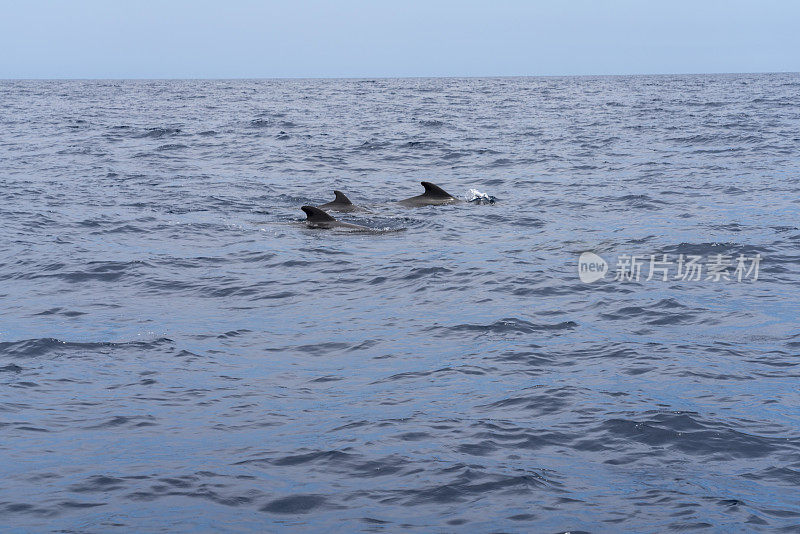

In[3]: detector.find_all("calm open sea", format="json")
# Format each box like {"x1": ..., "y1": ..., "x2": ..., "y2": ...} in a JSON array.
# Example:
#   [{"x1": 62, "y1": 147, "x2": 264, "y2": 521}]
[{"x1": 1, "y1": 75, "x2": 799, "y2": 532}]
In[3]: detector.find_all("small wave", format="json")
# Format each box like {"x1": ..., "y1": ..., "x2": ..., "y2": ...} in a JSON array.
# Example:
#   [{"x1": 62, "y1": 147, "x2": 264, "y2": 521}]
[
  {"x1": 33, "y1": 307, "x2": 85, "y2": 317},
  {"x1": 488, "y1": 157, "x2": 513, "y2": 167},
  {"x1": 248, "y1": 118, "x2": 272, "y2": 128},
  {"x1": 86, "y1": 415, "x2": 157, "y2": 430},
  {"x1": 156, "y1": 143, "x2": 188, "y2": 151},
  {"x1": 403, "y1": 140, "x2": 440, "y2": 149},
  {"x1": 20, "y1": 260, "x2": 148, "y2": 283},
  {"x1": 403, "y1": 266, "x2": 451, "y2": 280},
  {"x1": 598, "y1": 413, "x2": 789, "y2": 459},
  {"x1": 431, "y1": 318, "x2": 578, "y2": 336},
  {"x1": 136, "y1": 127, "x2": 182, "y2": 139},
  {"x1": 260, "y1": 494, "x2": 326, "y2": 514},
  {"x1": 394, "y1": 471, "x2": 551, "y2": 506},
  {"x1": 56, "y1": 146, "x2": 97, "y2": 155},
  {"x1": 217, "y1": 329, "x2": 252, "y2": 339},
  {"x1": 659, "y1": 242, "x2": 760, "y2": 257},
  {"x1": 441, "y1": 151, "x2": 467, "y2": 160},
  {"x1": 600, "y1": 193, "x2": 668, "y2": 211},
  {"x1": 599, "y1": 298, "x2": 701, "y2": 326},
  {"x1": 68, "y1": 475, "x2": 127, "y2": 493},
  {"x1": 0, "y1": 337, "x2": 173, "y2": 358},
  {"x1": 480, "y1": 386, "x2": 575, "y2": 417},
  {"x1": 356, "y1": 139, "x2": 391, "y2": 151}
]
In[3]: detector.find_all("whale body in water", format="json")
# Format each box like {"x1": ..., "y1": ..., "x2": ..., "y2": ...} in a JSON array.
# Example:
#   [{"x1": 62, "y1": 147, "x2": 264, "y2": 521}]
[{"x1": 398, "y1": 182, "x2": 460, "y2": 207}]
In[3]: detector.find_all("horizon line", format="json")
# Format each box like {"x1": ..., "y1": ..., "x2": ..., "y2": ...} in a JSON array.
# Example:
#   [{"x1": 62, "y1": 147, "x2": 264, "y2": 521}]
[{"x1": 2, "y1": 70, "x2": 798, "y2": 82}]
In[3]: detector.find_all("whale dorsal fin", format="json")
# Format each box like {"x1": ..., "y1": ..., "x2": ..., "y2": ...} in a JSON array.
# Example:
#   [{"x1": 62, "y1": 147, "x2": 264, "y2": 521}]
[
  {"x1": 420, "y1": 181, "x2": 453, "y2": 198},
  {"x1": 332, "y1": 190, "x2": 353, "y2": 205},
  {"x1": 302, "y1": 206, "x2": 336, "y2": 222}
]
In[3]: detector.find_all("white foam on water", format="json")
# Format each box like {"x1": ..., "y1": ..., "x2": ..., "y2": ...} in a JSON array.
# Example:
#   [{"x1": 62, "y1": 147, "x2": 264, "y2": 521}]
[{"x1": 466, "y1": 188, "x2": 491, "y2": 202}]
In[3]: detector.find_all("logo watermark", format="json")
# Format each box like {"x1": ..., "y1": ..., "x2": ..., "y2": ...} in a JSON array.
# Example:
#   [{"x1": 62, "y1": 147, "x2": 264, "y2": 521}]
[
  {"x1": 578, "y1": 252, "x2": 761, "y2": 283},
  {"x1": 578, "y1": 252, "x2": 609, "y2": 283}
]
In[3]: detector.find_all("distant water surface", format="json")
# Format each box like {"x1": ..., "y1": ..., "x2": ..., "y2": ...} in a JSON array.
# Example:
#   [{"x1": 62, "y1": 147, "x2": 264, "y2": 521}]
[{"x1": 1, "y1": 75, "x2": 799, "y2": 532}]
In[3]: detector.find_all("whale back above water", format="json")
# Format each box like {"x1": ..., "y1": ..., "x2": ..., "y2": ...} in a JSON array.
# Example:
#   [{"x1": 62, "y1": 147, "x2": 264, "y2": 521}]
[
  {"x1": 318, "y1": 190, "x2": 360, "y2": 212},
  {"x1": 398, "y1": 181, "x2": 459, "y2": 207},
  {"x1": 301, "y1": 205, "x2": 369, "y2": 230},
  {"x1": 302, "y1": 205, "x2": 336, "y2": 223}
]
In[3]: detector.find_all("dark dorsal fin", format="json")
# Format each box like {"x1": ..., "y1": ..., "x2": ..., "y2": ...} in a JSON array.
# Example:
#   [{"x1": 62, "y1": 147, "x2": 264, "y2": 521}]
[
  {"x1": 420, "y1": 181, "x2": 454, "y2": 198},
  {"x1": 302, "y1": 206, "x2": 336, "y2": 222},
  {"x1": 332, "y1": 190, "x2": 353, "y2": 205}
]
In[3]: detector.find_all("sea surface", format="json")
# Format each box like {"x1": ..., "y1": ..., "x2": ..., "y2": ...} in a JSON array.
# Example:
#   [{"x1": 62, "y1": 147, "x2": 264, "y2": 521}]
[{"x1": 1, "y1": 75, "x2": 799, "y2": 533}]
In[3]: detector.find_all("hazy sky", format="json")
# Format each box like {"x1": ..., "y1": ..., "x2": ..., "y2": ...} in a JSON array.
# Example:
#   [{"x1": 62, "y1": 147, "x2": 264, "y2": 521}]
[{"x1": 2, "y1": 0, "x2": 798, "y2": 78}]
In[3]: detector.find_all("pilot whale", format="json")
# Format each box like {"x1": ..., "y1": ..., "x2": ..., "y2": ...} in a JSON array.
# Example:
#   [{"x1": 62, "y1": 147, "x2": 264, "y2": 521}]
[
  {"x1": 398, "y1": 181, "x2": 460, "y2": 207},
  {"x1": 301, "y1": 206, "x2": 370, "y2": 230},
  {"x1": 318, "y1": 190, "x2": 362, "y2": 212}
]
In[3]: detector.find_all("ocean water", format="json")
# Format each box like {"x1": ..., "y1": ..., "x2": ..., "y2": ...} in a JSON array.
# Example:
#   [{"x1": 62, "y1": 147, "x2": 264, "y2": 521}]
[{"x1": 1, "y1": 75, "x2": 799, "y2": 532}]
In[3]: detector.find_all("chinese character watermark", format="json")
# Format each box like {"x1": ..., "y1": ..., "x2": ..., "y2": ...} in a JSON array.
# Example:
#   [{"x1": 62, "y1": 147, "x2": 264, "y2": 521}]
[{"x1": 578, "y1": 252, "x2": 761, "y2": 283}]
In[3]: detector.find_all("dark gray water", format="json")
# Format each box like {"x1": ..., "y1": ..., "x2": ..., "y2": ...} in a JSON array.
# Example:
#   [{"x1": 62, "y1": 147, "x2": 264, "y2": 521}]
[{"x1": 1, "y1": 75, "x2": 799, "y2": 532}]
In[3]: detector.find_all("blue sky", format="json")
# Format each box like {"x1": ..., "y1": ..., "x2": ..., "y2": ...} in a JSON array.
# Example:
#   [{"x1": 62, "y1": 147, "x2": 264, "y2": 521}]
[{"x1": 1, "y1": 0, "x2": 798, "y2": 78}]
